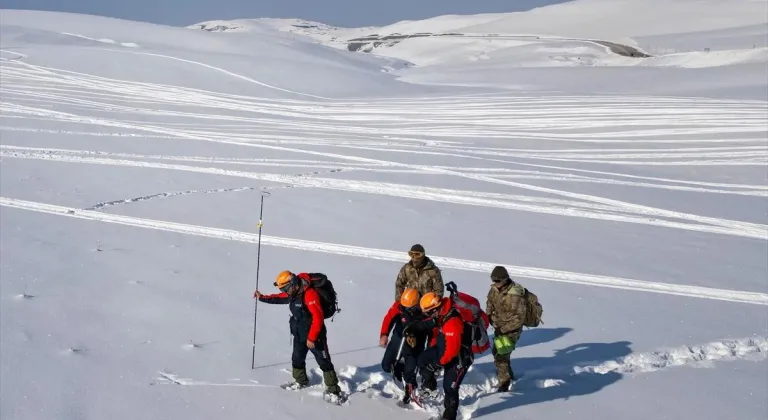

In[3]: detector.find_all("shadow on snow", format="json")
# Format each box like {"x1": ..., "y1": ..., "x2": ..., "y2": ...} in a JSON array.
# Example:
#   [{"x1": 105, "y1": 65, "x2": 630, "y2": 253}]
[
  {"x1": 288, "y1": 327, "x2": 630, "y2": 418},
  {"x1": 471, "y1": 339, "x2": 631, "y2": 417}
]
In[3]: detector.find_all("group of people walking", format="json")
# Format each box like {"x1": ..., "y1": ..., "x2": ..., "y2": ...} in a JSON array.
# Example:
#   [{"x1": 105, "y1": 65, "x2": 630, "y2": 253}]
[{"x1": 254, "y1": 244, "x2": 542, "y2": 420}]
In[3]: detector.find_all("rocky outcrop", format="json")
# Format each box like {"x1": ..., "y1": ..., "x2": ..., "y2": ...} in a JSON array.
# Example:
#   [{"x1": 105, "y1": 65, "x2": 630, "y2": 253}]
[{"x1": 346, "y1": 32, "x2": 651, "y2": 58}]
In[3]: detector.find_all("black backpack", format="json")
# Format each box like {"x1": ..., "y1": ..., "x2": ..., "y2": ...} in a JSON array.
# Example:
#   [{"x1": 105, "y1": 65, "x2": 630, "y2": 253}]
[{"x1": 307, "y1": 273, "x2": 340, "y2": 320}]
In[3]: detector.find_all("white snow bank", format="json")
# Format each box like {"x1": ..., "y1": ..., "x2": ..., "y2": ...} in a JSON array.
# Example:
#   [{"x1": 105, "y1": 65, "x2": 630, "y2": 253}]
[
  {"x1": 634, "y1": 47, "x2": 768, "y2": 68},
  {"x1": 572, "y1": 336, "x2": 768, "y2": 375},
  {"x1": 455, "y1": 0, "x2": 768, "y2": 42}
]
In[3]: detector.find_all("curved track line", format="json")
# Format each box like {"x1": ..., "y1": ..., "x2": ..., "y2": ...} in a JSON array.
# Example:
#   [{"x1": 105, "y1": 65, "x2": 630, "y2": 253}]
[
  {"x1": 92, "y1": 48, "x2": 330, "y2": 100},
  {"x1": 2, "y1": 150, "x2": 764, "y2": 240},
  {"x1": 1, "y1": 101, "x2": 764, "y2": 239},
  {"x1": 5, "y1": 144, "x2": 764, "y2": 196},
  {"x1": 1, "y1": 196, "x2": 767, "y2": 305}
]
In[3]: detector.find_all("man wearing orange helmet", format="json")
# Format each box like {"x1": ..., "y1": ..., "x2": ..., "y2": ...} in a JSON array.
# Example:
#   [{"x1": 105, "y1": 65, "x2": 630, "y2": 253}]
[
  {"x1": 254, "y1": 270, "x2": 342, "y2": 399},
  {"x1": 415, "y1": 292, "x2": 474, "y2": 420},
  {"x1": 378, "y1": 288, "x2": 432, "y2": 404}
]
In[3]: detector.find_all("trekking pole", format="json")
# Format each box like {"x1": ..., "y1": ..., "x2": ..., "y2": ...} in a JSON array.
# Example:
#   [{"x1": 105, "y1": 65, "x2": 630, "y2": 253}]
[
  {"x1": 395, "y1": 335, "x2": 406, "y2": 363},
  {"x1": 251, "y1": 190, "x2": 270, "y2": 369},
  {"x1": 395, "y1": 324, "x2": 410, "y2": 361}
]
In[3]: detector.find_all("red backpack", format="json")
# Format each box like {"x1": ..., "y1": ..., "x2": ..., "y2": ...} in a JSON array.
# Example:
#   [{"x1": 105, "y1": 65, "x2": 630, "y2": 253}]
[{"x1": 446, "y1": 282, "x2": 490, "y2": 354}]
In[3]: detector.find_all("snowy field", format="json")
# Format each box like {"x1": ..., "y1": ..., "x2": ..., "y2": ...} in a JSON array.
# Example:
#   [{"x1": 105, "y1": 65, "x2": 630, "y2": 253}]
[{"x1": 1, "y1": 0, "x2": 767, "y2": 419}]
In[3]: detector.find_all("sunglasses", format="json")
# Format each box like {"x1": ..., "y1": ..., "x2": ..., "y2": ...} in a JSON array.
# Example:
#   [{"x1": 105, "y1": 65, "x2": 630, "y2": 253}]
[
  {"x1": 275, "y1": 277, "x2": 298, "y2": 293},
  {"x1": 423, "y1": 306, "x2": 440, "y2": 319},
  {"x1": 491, "y1": 276, "x2": 507, "y2": 283},
  {"x1": 408, "y1": 251, "x2": 424, "y2": 258}
]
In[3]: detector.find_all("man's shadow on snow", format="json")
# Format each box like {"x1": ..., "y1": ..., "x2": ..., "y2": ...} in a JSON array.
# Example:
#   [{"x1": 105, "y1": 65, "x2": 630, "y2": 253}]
[
  {"x1": 350, "y1": 327, "x2": 578, "y2": 401},
  {"x1": 513, "y1": 327, "x2": 573, "y2": 349},
  {"x1": 469, "y1": 340, "x2": 631, "y2": 417}
]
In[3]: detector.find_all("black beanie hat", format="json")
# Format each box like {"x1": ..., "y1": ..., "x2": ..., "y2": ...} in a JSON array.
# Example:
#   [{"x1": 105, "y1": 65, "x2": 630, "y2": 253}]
[
  {"x1": 491, "y1": 265, "x2": 509, "y2": 279},
  {"x1": 410, "y1": 244, "x2": 425, "y2": 253}
]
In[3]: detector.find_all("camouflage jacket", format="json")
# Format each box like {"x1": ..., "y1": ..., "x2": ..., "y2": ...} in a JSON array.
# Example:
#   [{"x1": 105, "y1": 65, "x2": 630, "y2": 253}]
[
  {"x1": 486, "y1": 280, "x2": 527, "y2": 335},
  {"x1": 395, "y1": 257, "x2": 444, "y2": 300}
]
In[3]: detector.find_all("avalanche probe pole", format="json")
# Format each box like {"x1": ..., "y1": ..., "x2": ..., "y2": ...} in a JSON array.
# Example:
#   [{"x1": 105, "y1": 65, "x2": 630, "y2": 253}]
[{"x1": 251, "y1": 190, "x2": 270, "y2": 369}]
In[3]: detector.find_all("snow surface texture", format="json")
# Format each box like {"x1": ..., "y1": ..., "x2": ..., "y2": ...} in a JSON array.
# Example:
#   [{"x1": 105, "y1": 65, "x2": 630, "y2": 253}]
[{"x1": 1, "y1": 1, "x2": 767, "y2": 420}]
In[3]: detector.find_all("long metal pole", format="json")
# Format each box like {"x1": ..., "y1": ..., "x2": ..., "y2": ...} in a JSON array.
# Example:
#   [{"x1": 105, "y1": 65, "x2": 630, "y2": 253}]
[{"x1": 251, "y1": 190, "x2": 269, "y2": 369}]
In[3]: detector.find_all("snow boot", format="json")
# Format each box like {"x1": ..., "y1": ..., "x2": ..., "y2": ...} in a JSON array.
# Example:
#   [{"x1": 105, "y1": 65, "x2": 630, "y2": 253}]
[
  {"x1": 393, "y1": 362, "x2": 404, "y2": 383},
  {"x1": 422, "y1": 375, "x2": 437, "y2": 392},
  {"x1": 497, "y1": 380, "x2": 512, "y2": 392},
  {"x1": 402, "y1": 383, "x2": 417, "y2": 404},
  {"x1": 441, "y1": 397, "x2": 459, "y2": 420},
  {"x1": 419, "y1": 375, "x2": 437, "y2": 399},
  {"x1": 323, "y1": 370, "x2": 342, "y2": 396},
  {"x1": 292, "y1": 367, "x2": 309, "y2": 387}
]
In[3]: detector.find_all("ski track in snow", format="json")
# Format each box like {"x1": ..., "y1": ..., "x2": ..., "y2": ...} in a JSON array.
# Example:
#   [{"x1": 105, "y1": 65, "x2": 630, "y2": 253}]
[
  {"x1": 152, "y1": 335, "x2": 768, "y2": 418},
  {"x1": 1, "y1": 56, "x2": 767, "y2": 298},
  {"x1": 83, "y1": 186, "x2": 255, "y2": 210},
  {"x1": 2, "y1": 145, "x2": 767, "y2": 198},
  {"x1": 2, "y1": 146, "x2": 766, "y2": 240},
  {"x1": 2, "y1": 196, "x2": 768, "y2": 305}
]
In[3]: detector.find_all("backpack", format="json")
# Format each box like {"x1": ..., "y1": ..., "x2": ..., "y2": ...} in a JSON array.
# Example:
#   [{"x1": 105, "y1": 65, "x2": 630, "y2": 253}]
[
  {"x1": 307, "y1": 273, "x2": 340, "y2": 320},
  {"x1": 445, "y1": 282, "x2": 490, "y2": 355},
  {"x1": 522, "y1": 287, "x2": 543, "y2": 328}
]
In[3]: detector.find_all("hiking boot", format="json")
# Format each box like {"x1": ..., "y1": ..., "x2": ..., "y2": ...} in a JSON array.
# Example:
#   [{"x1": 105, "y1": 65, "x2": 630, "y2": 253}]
[
  {"x1": 422, "y1": 376, "x2": 437, "y2": 392},
  {"x1": 323, "y1": 370, "x2": 342, "y2": 396},
  {"x1": 497, "y1": 380, "x2": 511, "y2": 392},
  {"x1": 401, "y1": 384, "x2": 413, "y2": 404},
  {"x1": 291, "y1": 367, "x2": 309, "y2": 387},
  {"x1": 441, "y1": 398, "x2": 459, "y2": 420},
  {"x1": 393, "y1": 363, "x2": 404, "y2": 382}
]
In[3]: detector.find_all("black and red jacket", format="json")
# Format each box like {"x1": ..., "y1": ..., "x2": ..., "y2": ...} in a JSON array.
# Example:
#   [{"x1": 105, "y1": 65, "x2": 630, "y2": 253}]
[
  {"x1": 380, "y1": 301, "x2": 431, "y2": 339},
  {"x1": 429, "y1": 298, "x2": 468, "y2": 365},
  {"x1": 258, "y1": 273, "x2": 325, "y2": 342}
]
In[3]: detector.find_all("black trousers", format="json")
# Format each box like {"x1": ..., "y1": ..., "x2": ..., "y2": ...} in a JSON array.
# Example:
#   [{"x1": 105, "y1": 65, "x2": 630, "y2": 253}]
[
  {"x1": 292, "y1": 329, "x2": 335, "y2": 372},
  {"x1": 381, "y1": 331, "x2": 424, "y2": 386},
  {"x1": 417, "y1": 347, "x2": 470, "y2": 420}
]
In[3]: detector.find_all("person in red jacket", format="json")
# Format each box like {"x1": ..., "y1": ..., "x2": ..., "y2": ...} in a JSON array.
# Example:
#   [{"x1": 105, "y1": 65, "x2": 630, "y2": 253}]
[
  {"x1": 254, "y1": 270, "x2": 342, "y2": 398},
  {"x1": 416, "y1": 292, "x2": 474, "y2": 420},
  {"x1": 379, "y1": 288, "x2": 432, "y2": 403}
]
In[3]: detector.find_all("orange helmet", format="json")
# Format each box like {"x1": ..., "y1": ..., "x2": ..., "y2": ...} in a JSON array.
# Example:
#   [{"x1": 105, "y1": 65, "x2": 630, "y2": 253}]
[
  {"x1": 400, "y1": 288, "x2": 420, "y2": 308},
  {"x1": 274, "y1": 270, "x2": 295, "y2": 289},
  {"x1": 419, "y1": 292, "x2": 442, "y2": 313}
]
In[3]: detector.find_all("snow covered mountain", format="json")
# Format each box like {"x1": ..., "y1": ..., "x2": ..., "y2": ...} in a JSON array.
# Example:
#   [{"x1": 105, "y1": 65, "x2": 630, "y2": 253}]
[
  {"x1": 189, "y1": 0, "x2": 768, "y2": 98},
  {"x1": 1, "y1": 0, "x2": 767, "y2": 420}
]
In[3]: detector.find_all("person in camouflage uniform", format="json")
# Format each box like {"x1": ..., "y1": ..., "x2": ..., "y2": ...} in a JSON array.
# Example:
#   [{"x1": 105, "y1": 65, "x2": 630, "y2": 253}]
[
  {"x1": 395, "y1": 244, "x2": 444, "y2": 301},
  {"x1": 485, "y1": 265, "x2": 527, "y2": 392}
]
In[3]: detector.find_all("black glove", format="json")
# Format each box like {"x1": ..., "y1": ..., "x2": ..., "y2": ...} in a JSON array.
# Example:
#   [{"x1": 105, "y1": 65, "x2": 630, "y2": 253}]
[{"x1": 425, "y1": 361, "x2": 442, "y2": 372}]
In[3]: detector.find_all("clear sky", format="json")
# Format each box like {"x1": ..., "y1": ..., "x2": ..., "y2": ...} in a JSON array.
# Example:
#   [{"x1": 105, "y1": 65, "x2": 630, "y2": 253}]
[{"x1": 0, "y1": 0, "x2": 569, "y2": 27}]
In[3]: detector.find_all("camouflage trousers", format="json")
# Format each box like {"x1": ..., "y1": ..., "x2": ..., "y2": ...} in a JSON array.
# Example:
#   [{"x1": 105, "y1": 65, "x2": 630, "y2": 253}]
[{"x1": 491, "y1": 329, "x2": 521, "y2": 385}]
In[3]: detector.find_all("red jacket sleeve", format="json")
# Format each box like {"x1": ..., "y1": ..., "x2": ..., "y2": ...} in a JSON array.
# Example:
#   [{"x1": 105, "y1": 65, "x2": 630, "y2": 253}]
[
  {"x1": 380, "y1": 302, "x2": 400, "y2": 336},
  {"x1": 303, "y1": 288, "x2": 324, "y2": 342},
  {"x1": 439, "y1": 316, "x2": 464, "y2": 365}
]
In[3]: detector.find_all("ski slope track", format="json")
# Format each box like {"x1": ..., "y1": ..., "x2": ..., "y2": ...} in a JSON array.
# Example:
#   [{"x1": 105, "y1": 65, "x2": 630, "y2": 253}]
[
  {"x1": 1, "y1": 58, "x2": 767, "y2": 243},
  {"x1": 2, "y1": 196, "x2": 767, "y2": 306},
  {"x1": 2, "y1": 145, "x2": 766, "y2": 240}
]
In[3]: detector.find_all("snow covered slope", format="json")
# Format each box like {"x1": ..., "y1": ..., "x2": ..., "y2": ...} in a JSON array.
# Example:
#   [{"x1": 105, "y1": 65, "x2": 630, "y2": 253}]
[
  {"x1": 2, "y1": 2, "x2": 767, "y2": 420},
  {"x1": 0, "y1": 10, "x2": 419, "y2": 99},
  {"x1": 195, "y1": 0, "x2": 768, "y2": 98}
]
